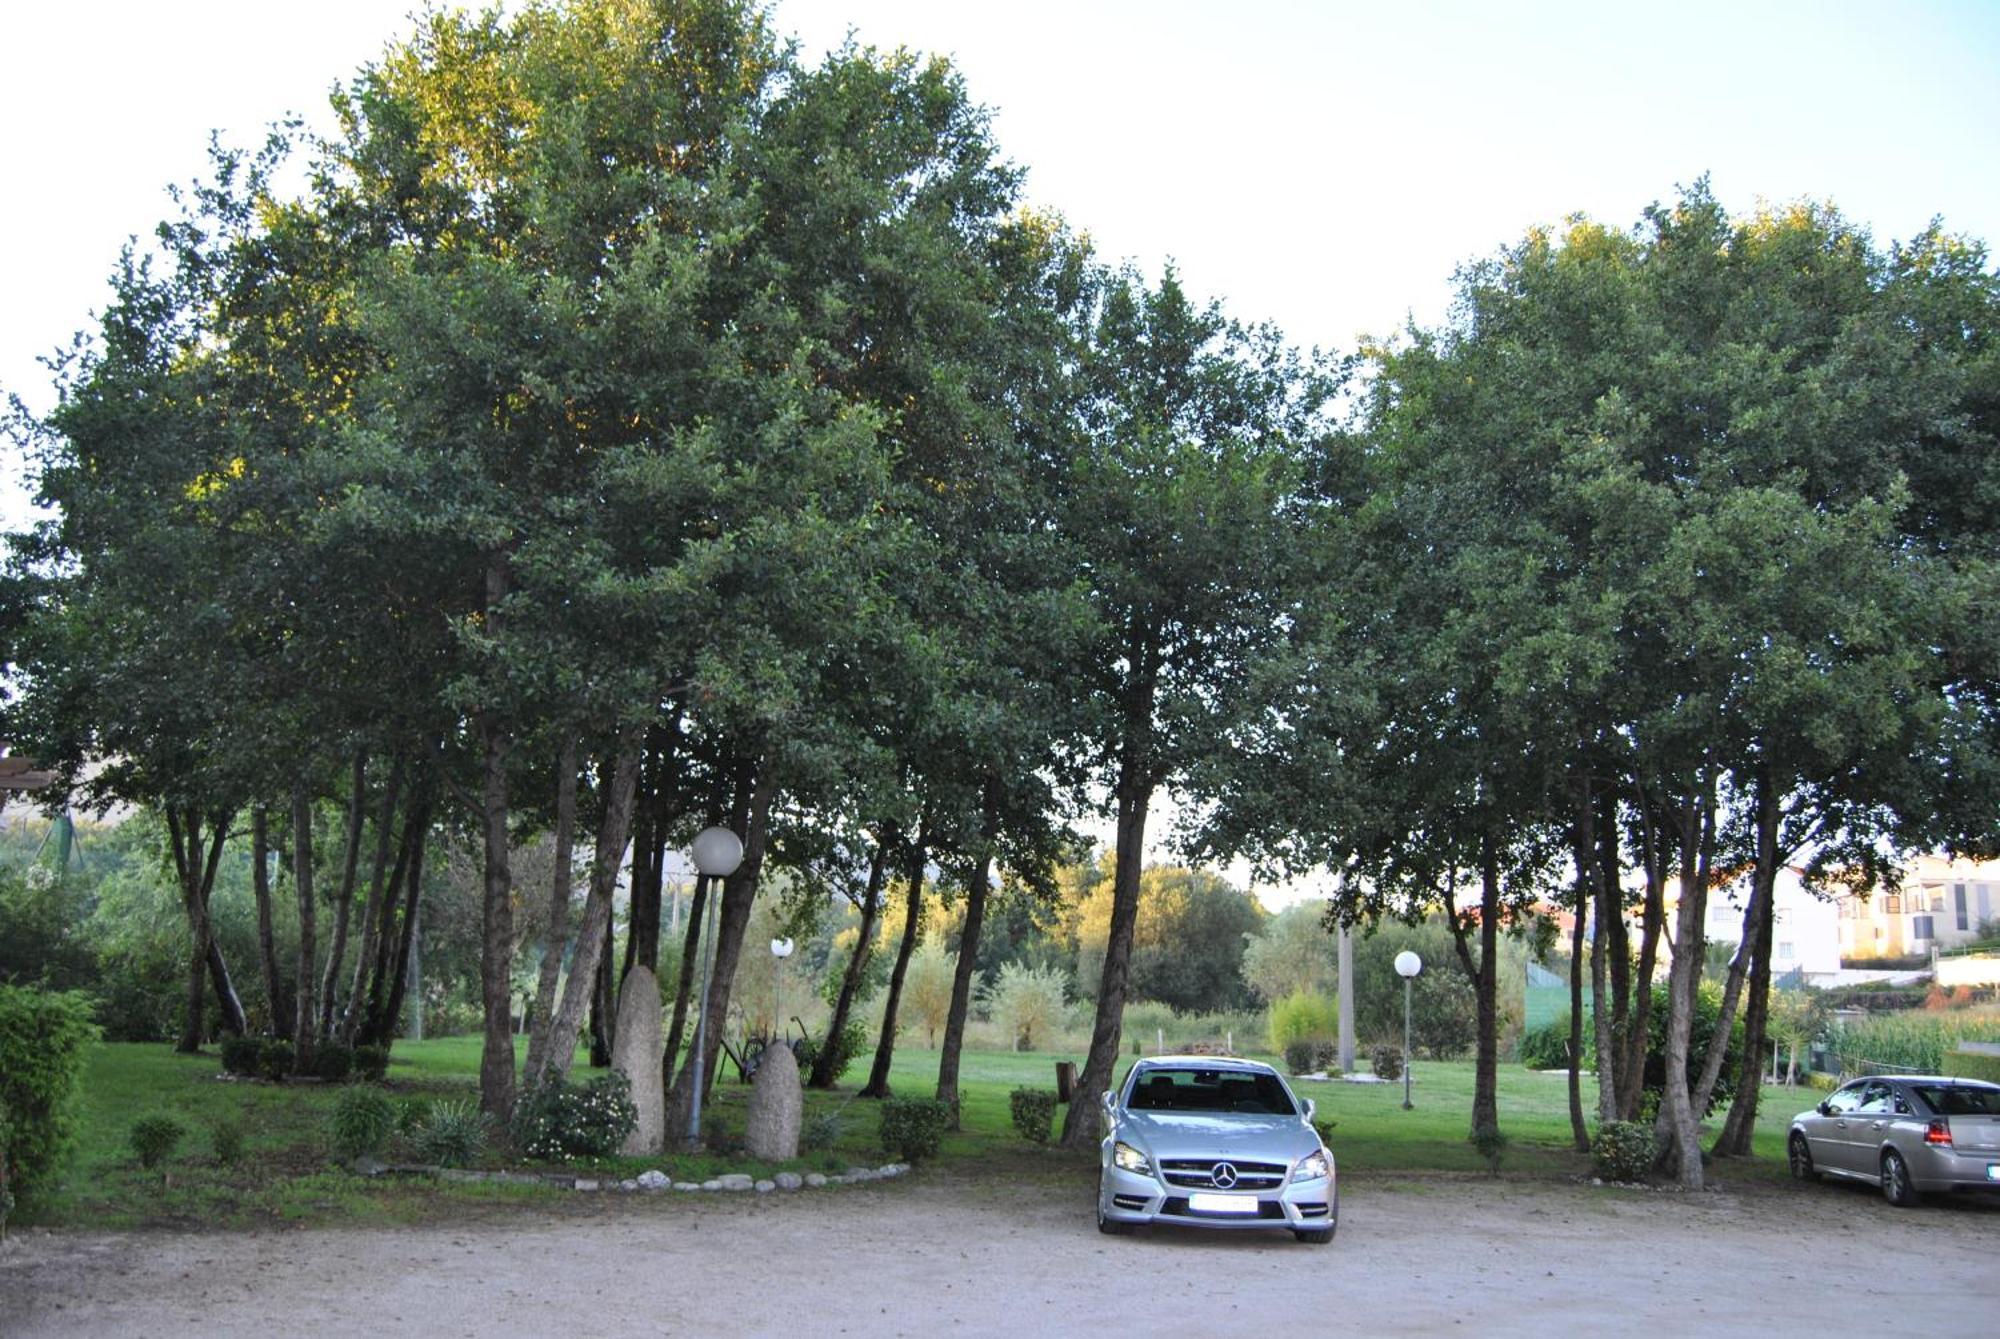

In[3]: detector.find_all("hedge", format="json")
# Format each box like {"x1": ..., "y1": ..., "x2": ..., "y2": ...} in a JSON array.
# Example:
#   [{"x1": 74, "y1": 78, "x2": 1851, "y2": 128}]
[{"x1": 0, "y1": 985, "x2": 99, "y2": 1223}]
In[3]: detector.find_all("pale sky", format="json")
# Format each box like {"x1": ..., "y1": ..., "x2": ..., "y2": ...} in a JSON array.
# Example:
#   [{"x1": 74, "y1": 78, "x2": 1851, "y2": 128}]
[{"x1": 4, "y1": 0, "x2": 1998, "y2": 902}]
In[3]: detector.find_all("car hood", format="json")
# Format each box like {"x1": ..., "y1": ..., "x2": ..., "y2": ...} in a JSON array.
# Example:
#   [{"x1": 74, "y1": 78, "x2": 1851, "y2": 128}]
[{"x1": 1118, "y1": 1110, "x2": 1321, "y2": 1161}]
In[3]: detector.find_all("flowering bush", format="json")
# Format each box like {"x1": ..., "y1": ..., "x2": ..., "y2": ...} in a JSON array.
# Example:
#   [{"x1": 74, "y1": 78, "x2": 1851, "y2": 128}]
[{"x1": 510, "y1": 1071, "x2": 637, "y2": 1161}]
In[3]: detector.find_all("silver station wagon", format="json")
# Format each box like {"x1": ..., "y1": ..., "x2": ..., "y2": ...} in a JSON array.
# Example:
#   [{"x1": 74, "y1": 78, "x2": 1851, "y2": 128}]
[
  {"x1": 1788, "y1": 1075, "x2": 2000, "y2": 1205},
  {"x1": 1096, "y1": 1055, "x2": 1336, "y2": 1243}
]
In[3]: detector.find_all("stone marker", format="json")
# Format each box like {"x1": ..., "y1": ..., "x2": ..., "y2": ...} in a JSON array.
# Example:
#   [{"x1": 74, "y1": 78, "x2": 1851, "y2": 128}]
[
  {"x1": 744, "y1": 1042, "x2": 803, "y2": 1161},
  {"x1": 611, "y1": 967, "x2": 664, "y2": 1156}
]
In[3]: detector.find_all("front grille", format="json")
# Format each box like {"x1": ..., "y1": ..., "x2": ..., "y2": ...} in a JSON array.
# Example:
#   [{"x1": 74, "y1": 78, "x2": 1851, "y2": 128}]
[
  {"x1": 1159, "y1": 1159, "x2": 1287, "y2": 1191},
  {"x1": 1161, "y1": 1196, "x2": 1286, "y2": 1221}
]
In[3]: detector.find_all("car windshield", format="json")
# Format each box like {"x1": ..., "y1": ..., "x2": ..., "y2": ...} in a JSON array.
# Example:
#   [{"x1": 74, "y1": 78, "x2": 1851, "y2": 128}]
[
  {"x1": 1128, "y1": 1067, "x2": 1296, "y2": 1115},
  {"x1": 1913, "y1": 1083, "x2": 2000, "y2": 1116}
]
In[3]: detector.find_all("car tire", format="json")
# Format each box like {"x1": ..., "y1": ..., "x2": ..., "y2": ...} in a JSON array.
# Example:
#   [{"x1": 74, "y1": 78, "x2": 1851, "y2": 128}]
[
  {"x1": 1881, "y1": 1149, "x2": 1920, "y2": 1208},
  {"x1": 1787, "y1": 1133, "x2": 1818, "y2": 1182},
  {"x1": 1096, "y1": 1198, "x2": 1135, "y2": 1235},
  {"x1": 1293, "y1": 1226, "x2": 1334, "y2": 1244}
]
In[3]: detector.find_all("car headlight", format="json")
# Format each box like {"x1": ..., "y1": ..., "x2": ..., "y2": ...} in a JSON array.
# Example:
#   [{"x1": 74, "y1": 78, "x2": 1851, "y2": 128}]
[
  {"x1": 1292, "y1": 1148, "x2": 1332, "y2": 1182},
  {"x1": 1113, "y1": 1141, "x2": 1152, "y2": 1175}
]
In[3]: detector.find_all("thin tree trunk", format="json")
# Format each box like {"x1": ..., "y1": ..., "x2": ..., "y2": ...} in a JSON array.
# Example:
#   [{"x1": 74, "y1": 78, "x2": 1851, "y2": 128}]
[
  {"x1": 1714, "y1": 774, "x2": 1782, "y2": 1157},
  {"x1": 318, "y1": 749, "x2": 370, "y2": 1041},
  {"x1": 1656, "y1": 772, "x2": 1716, "y2": 1188},
  {"x1": 359, "y1": 792, "x2": 424, "y2": 1046},
  {"x1": 1447, "y1": 836, "x2": 1502, "y2": 1139},
  {"x1": 860, "y1": 840, "x2": 927, "y2": 1100},
  {"x1": 252, "y1": 809, "x2": 289, "y2": 1040},
  {"x1": 1568, "y1": 828, "x2": 1590, "y2": 1151},
  {"x1": 936, "y1": 811, "x2": 994, "y2": 1125},
  {"x1": 662, "y1": 872, "x2": 709, "y2": 1082},
  {"x1": 477, "y1": 701, "x2": 517, "y2": 1120},
  {"x1": 523, "y1": 734, "x2": 580, "y2": 1084},
  {"x1": 376, "y1": 800, "x2": 430, "y2": 1049},
  {"x1": 1059, "y1": 778, "x2": 1151, "y2": 1148},
  {"x1": 1619, "y1": 790, "x2": 1669, "y2": 1121},
  {"x1": 341, "y1": 760, "x2": 405, "y2": 1043},
  {"x1": 810, "y1": 837, "x2": 889, "y2": 1089},
  {"x1": 291, "y1": 783, "x2": 319, "y2": 1074}
]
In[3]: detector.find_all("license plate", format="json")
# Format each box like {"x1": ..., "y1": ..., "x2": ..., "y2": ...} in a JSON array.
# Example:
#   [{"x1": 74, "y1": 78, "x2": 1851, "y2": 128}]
[{"x1": 1188, "y1": 1192, "x2": 1259, "y2": 1214}]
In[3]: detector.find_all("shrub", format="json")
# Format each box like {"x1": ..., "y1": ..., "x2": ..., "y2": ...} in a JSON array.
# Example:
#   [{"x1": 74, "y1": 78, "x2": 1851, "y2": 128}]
[
  {"x1": 1267, "y1": 990, "x2": 1340, "y2": 1057},
  {"x1": 1283, "y1": 1038, "x2": 1318, "y2": 1075},
  {"x1": 980, "y1": 963, "x2": 1071, "y2": 1052},
  {"x1": 129, "y1": 1115, "x2": 186, "y2": 1170},
  {"x1": 0, "y1": 985, "x2": 98, "y2": 1220},
  {"x1": 397, "y1": 1097, "x2": 434, "y2": 1136},
  {"x1": 1943, "y1": 1049, "x2": 2000, "y2": 1084},
  {"x1": 1470, "y1": 1123, "x2": 1508, "y2": 1175},
  {"x1": 798, "y1": 1022, "x2": 868, "y2": 1085},
  {"x1": 353, "y1": 1045, "x2": 390, "y2": 1082},
  {"x1": 210, "y1": 1117, "x2": 246, "y2": 1166},
  {"x1": 878, "y1": 1097, "x2": 950, "y2": 1163},
  {"x1": 328, "y1": 1087, "x2": 396, "y2": 1161},
  {"x1": 802, "y1": 1109, "x2": 846, "y2": 1152},
  {"x1": 1519, "y1": 1014, "x2": 1592, "y2": 1071},
  {"x1": 219, "y1": 1035, "x2": 265, "y2": 1077},
  {"x1": 1370, "y1": 1043, "x2": 1403, "y2": 1081},
  {"x1": 1592, "y1": 1121, "x2": 1656, "y2": 1183},
  {"x1": 510, "y1": 1071, "x2": 637, "y2": 1161},
  {"x1": 411, "y1": 1099, "x2": 488, "y2": 1168},
  {"x1": 257, "y1": 1039, "x2": 295, "y2": 1083},
  {"x1": 313, "y1": 1043, "x2": 355, "y2": 1083},
  {"x1": 1642, "y1": 982, "x2": 1743, "y2": 1117},
  {"x1": 1008, "y1": 1088, "x2": 1056, "y2": 1145}
]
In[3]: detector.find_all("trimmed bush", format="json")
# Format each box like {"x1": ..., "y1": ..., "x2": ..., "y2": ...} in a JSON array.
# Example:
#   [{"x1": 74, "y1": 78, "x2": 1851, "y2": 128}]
[
  {"x1": 878, "y1": 1097, "x2": 950, "y2": 1163},
  {"x1": 1008, "y1": 1088, "x2": 1056, "y2": 1145},
  {"x1": 0, "y1": 985, "x2": 98, "y2": 1222},
  {"x1": 1267, "y1": 991, "x2": 1340, "y2": 1058},
  {"x1": 411, "y1": 1099, "x2": 488, "y2": 1168},
  {"x1": 327, "y1": 1087, "x2": 396, "y2": 1161},
  {"x1": 803, "y1": 1110, "x2": 845, "y2": 1152},
  {"x1": 219, "y1": 1035, "x2": 265, "y2": 1077},
  {"x1": 257, "y1": 1039, "x2": 295, "y2": 1083},
  {"x1": 210, "y1": 1117, "x2": 246, "y2": 1167},
  {"x1": 510, "y1": 1072, "x2": 637, "y2": 1161},
  {"x1": 130, "y1": 1115, "x2": 186, "y2": 1170},
  {"x1": 313, "y1": 1043, "x2": 355, "y2": 1083},
  {"x1": 1592, "y1": 1121, "x2": 1655, "y2": 1183},
  {"x1": 1371, "y1": 1043, "x2": 1403, "y2": 1082},
  {"x1": 353, "y1": 1045, "x2": 390, "y2": 1082},
  {"x1": 1943, "y1": 1049, "x2": 2000, "y2": 1084}
]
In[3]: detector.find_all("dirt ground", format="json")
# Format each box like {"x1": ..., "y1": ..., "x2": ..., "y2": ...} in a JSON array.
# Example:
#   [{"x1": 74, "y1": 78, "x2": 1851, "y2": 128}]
[{"x1": 3, "y1": 1170, "x2": 1995, "y2": 1338}]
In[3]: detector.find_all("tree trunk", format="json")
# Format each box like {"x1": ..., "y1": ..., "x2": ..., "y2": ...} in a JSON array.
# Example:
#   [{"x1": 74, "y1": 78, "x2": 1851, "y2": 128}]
[
  {"x1": 291, "y1": 783, "x2": 319, "y2": 1074},
  {"x1": 1619, "y1": 790, "x2": 1669, "y2": 1121},
  {"x1": 1715, "y1": 774, "x2": 1782, "y2": 1157},
  {"x1": 936, "y1": 822, "x2": 994, "y2": 1126},
  {"x1": 476, "y1": 703, "x2": 517, "y2": 1121},
  {"x1": 662, "y1": 871, "x2": 709, "y2": 1083},
  {"x1": 375, "y1": 800, "x2": 430, "y2": 1049},
  {"x1": 534, "y1": 729, "x2": 645, "y2": 1086},
  {"x1": 1457, "y1": 836, "x2": 1502, "y2": 1139},
  {"x1": 626, "y1": 749, "x2": 663, "y2": 978},
  {"x1": 523, "y1": 734, "x2": 580, "y2": 1084},
  {"x1": 1656, "y1": 773, "x2": 1716, "y2": 1188},
  {"x1": 251, "y1": 809, "x2": 289, "y2": 1040},
  {"x1": 169, "y1": 807, "x2": 243, "y2": 1049},
  {"x1": 359, "y1": 790, "x2": 427, "y2": 1047},
  {"x1": 860, "y1": 839, "x2": 926, "y2": 1100},
  {"x1": 590, "y1": 919, "x2": 614, "y2": 1066},
  {"x1": 341, "y1": 759, "x2": 406, "y2": 1043},
  {"x1": 1059, "y1": 779, "x2": 1151, "y2": 1149},
  {"x1": 318, "y1": 749, "x2": 370, "y2": 1041},
  {"x1": 811, "y1": 837, "x2": 888, "y2": 1089},
  {"x1": 1568, "y1": 829, "x2": 1590, "y2": 1151}
]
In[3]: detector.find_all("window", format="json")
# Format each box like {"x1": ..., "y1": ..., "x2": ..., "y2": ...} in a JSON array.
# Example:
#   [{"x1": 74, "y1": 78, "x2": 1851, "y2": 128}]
[
  {"x1": 1885, "y1": 893, "x2": 1903, "y2": 915},
  {"x1": 1823, "y1": 1083, "x2": 1866, "y2": 1115},
  {"x1": 1853, "y1": 1082, "x2": 1895, "y2": 1115},
  {"x1": 1930, "y1": 892, "x2": 1946, "y2": 912},
  {"x1": 1956, "y1": 884, "x2": 1969, "y2": 932},
  {"x1": 1913, "y1": 915, "x2": 1934, "y2": 940},
  {"x1": 1778, "y1": 942, "x2": 1795, "y2": 960}
]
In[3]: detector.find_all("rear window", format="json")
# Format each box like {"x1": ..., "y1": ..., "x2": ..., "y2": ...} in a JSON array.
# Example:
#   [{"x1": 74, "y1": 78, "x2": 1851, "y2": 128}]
[
  {"x1": 1128, "y1": 1068, "x2": 1296, "y2": 1115},
  {"x1": 1913, "y1": 1084, "x2": 2000, "y2": 1116}
]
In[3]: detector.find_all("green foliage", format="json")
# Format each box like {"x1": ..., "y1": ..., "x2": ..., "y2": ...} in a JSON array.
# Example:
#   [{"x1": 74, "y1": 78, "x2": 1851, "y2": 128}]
[
  {"x1": 129, "y1": 1115, "x2": 186, "y2": 1170},
  {"x1": 1518, "y1": 1013, "x2": 1592, "y2": 1071},
  {"x1": 1829, "y1": 1012, "x2": 2000, "y2": 1074},
  {"x1": 1266, "y1": 990, "x2": 1340, "y2": 1056},
  {"x1": 1370, "y1": 1044, "x2": 1403, "y2": 1082},
  {"x1": 396, "y1": 1097, "x2": 434, "y2": 1136},
  {"x1": 1343, "y1": 920, "x2": 1501, "y2": 1059},
  {"x1": 219, "y1": 1035, "x2": 265, "y2": 1077},
  {"x1": 802, "y1": 1109, "x2": 846, "y2": 1153},
  {"x1": 352, "y1": 1045, "x2": 390, "y2": 1082},
  {"x1": 209, "y1": 1117, "x2": 246, "y2": 1167},
  {"x1": 257, "y1": 1039, "x2": 295, "y2": 1083},
  {"x1": 878, "y1": 1097, "x2": 950, "y2": 1163},
  {"x1": 410, "y1": 1099, "x2": 488, "y2": 1169},
  {"x1": 327, "y1": 1087, "x2": 396, "y2": 1161},
  {"x1": 797, "y1": 1022, "x2": 869, "y2": 1086},
  {"x1": 1591, "y1": 1121, "x2": 1656, "y2": 1183},
  {"x1": 0, "y1": 986, "x2": 97, "y2": 1215},
  {"x1": 1942, "y1": 1050, "x2": 2000, "y2": 1084},
  {"x1": 1469, "y1": 1122, "x2": 1508, "y2": 1175},
  {"x1": 510, "y1": 1072, "x2": 637, "y2": 1162},
  {"x1": 979, "y1": 962, "x2": 1071, "y2": 1052},
  {"x1": 1007, "y1": 1088, "x2": 1056, "y2": 1144},
  {"x1": 312, "y1": 1043, "x2": 354, "y2": 1083},
  {"x1": 1643, "y1": 982, "x2": 1744, "y2": 1117},
  {"x1": 1241, "y1": 903, "x2": 1338, "y2": 1004}
]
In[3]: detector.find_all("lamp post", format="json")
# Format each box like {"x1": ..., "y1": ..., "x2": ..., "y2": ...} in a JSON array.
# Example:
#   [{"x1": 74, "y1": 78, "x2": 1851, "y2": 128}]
[
  {"x1": 685, "y1": 825, "x2": 745, "y2": 1149},
  {"x1": 770, "y1": 936, "x2": 794, "y2": 1042},
  {"x1": 1394, "y1": 950, "x2": 1423, "y2": 1110}
]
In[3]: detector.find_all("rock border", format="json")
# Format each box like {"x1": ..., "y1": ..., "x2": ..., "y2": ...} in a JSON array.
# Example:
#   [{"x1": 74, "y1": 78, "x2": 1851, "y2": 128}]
[{"x1": 369, "y1": 1161, "x2": 913, "y2": 1194}]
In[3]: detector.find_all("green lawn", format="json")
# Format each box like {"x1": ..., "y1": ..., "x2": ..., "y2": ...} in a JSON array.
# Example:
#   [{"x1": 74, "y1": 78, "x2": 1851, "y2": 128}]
[{"x1": 23, "y1": 1036, "x2": 1812, "y2": 1229}]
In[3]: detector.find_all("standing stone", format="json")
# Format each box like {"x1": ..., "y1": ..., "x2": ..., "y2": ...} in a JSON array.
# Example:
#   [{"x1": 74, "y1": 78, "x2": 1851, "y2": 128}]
[
  {"x1": 611, "y1": 967, "x2": 664, "y2": 1156},
  {"x1": 745, "y1": 1043, "x2": 803, "y2": 1161}
]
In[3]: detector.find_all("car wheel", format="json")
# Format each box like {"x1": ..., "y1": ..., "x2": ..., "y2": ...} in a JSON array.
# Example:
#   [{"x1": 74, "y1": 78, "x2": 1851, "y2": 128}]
[
  {"x1": 1293, "y1": 1226, "x2": 1334, "y2": 1244},
  {"x1": 1881, "y1": 1149, "x2": 1920, "y2": 1208},
  {"x1": 1787, "y1": 1133, "x2": 1817, "y2": 1182},
  {"x1": 1096, "y1": 1195, "x2": 1134, "y2": 1235}
]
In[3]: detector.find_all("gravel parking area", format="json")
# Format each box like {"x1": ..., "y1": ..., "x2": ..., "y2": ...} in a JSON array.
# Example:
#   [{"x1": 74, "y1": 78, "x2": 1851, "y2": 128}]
[{"x1": 3, "y1": 1170, "x2": 1994, "y2": 1336}]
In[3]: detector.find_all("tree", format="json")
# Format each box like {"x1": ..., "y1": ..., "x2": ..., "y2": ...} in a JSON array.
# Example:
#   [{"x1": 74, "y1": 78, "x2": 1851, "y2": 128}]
[{"x1": 1241, "y1": 901, "x2": 1337, "y2": 1004}]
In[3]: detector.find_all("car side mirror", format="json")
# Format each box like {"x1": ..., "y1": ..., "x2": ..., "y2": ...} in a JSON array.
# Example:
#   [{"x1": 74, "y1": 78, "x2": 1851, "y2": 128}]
[
  {"x1": 1818, "y1": 1101, "x2": 1834, "y2": 1117},
  {"x1": 1302, "y1": 1098, "x2": 1316, "y2": 1122}
]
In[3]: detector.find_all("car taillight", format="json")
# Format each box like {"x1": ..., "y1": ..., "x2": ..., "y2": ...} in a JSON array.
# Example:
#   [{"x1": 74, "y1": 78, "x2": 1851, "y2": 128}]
[{"x1": 1924, "y1": 1118, "x2": 1952, "y2": 1146}]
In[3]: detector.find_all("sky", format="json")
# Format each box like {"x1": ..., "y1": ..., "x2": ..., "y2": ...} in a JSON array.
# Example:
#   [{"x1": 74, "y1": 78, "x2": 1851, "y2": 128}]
[{"x1": 4, "y1": 0, "x2": 1998, "y2": 901}]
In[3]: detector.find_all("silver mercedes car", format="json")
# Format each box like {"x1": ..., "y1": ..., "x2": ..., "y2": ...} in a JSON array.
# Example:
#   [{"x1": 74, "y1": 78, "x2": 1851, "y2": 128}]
[
  {"x1": 1096, "y1": 1055, "x2": 1336, "y2": 1243},
  {"x1": 1788, "y1": 1075, "x2": 2000, "y2": 1205}
]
